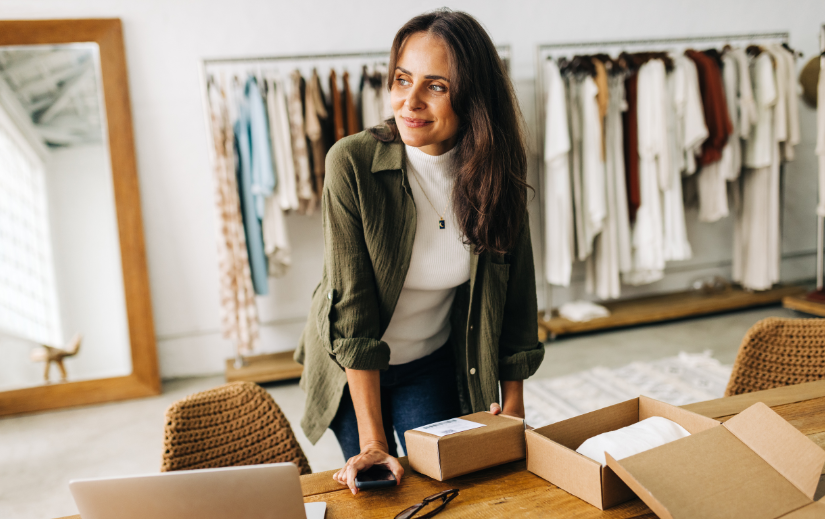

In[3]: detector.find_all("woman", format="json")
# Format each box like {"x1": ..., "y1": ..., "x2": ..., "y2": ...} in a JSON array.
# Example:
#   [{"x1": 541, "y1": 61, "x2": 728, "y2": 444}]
[{"x1": 295, "y1": 9, "x2": 544, "y2": 494}]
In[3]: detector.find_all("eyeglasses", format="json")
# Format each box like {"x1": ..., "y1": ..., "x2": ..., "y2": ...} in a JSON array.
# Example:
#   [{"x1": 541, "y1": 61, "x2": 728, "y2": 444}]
[{"x1": 394, "y1": 488, "x2": 459, "y2": 519}]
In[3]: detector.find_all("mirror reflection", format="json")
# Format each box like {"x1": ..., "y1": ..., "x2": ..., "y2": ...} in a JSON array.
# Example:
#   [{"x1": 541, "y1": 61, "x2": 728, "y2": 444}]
[{"x1": 0, "y1": 43, "x2": 131, "y2": 390}]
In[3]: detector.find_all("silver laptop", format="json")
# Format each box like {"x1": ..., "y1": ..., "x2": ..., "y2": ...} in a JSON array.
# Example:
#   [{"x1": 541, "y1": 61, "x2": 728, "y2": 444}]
[{"x1": 69, "y1": 463, "x2": 325, "y2": 519}]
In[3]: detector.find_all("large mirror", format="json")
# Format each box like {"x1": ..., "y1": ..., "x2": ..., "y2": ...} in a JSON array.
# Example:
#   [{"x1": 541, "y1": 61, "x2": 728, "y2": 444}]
[{"x1": 0, "y1": 19, "x2": 159, "y2": 416}]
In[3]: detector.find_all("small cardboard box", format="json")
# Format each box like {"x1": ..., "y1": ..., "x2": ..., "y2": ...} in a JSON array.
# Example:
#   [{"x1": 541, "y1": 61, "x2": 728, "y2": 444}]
[
  {"x1": 606, "y1": 402, "x2": 825, "y2": 519},
  {"x1": 405, "y1": 412, "x2": 526, "y2": 481},
  {"x1": 526, "y1": 396, "x2": 720, "y2": 510}
]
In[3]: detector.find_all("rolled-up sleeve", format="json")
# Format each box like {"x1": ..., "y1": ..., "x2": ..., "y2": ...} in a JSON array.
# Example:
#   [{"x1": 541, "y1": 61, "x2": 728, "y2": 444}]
[
  {"x1": 318, "y1": 143, "x2": 390, "y2": 371},
  {"x1": 498, "y1": 214, "x2": 545, "y2": 380}
]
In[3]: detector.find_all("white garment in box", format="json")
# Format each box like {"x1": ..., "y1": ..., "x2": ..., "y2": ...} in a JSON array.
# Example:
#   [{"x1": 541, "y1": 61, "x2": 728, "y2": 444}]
[
  {"x1": 559, "y1": 300, "x2": 610, "y2": 322},
  {"x1": 575, "y1": 416, "x2": 691, "y2": 466}
]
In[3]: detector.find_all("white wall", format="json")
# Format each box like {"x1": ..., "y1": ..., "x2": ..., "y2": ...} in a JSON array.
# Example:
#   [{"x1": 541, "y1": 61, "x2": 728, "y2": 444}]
[{"x1": 1, "y1": 0, "x2": 822, "y2": 379}]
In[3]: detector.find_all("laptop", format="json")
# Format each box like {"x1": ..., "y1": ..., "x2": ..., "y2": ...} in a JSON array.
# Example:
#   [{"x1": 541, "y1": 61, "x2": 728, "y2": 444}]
[{"x1": 69, "y1": 463, "x2": 326, "y2": 519}]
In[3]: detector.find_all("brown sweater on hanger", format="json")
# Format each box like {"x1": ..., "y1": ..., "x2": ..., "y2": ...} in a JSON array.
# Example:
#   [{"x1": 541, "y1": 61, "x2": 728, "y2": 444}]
[
  {"x1": 685, "y1": 49, "x2": 733, "y2": 166},
  {"x1": 329, "y1": 69, "x2": 345, "y2": 142},
  {"x1": 622, "y1": 72, "x2": 640, "y2": 223},
  {"x1": 342, "y1": 70, "x2": 360, "y2": 136}
]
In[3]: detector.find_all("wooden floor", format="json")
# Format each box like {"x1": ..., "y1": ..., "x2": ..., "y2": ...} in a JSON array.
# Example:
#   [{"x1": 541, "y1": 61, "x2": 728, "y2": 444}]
[
  {"x1": 539, "y1": 284, "x2": 806, "y2": 339},
  {"x1": 783, "y1": 294, "x2": 825, "y2": 317},
  {"x1": 224, "y1": 351, "x2": 303, "y2": 384}
]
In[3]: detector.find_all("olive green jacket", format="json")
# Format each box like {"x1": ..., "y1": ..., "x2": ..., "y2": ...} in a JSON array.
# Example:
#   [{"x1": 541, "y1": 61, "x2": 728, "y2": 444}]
[{"x1": 295, "y1": 131, "x2": 544, "y2": 444}]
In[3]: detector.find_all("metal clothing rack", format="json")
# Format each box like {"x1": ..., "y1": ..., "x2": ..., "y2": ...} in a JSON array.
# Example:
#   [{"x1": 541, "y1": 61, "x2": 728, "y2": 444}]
[
  {"x1": 533, "y1": 31, "x2": 791, "y2": 334},
  {"x1": 197, "y1": 45, "x2": 511, "y2": 378}
]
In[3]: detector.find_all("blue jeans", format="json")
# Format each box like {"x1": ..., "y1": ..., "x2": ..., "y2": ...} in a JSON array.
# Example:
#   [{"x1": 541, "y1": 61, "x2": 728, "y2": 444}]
[{"x1": 329, "y1": 343, "x2": 462, "y2": 460}]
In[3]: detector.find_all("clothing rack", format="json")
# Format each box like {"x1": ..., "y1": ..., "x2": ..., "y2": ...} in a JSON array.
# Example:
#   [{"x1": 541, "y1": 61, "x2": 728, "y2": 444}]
[
  {"x1": 533, "y1": 32, "x2": 804, "y2": 340},
  {"x1": 782, "y1": 24, "x2": 825, "y2": 317},
  {"x1": 199, "y1": 46, "x2": 511, "y2": 381}
]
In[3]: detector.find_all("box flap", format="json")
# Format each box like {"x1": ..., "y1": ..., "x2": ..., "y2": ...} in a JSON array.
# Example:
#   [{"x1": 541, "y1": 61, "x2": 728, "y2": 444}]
[
  {"x1": 606, "y1": 426, "x2": 811, "y2": 519},
  {"x1": 779, "y1": 498, "x2": 825, "y2": 518},
  {"x1": 604, "y1": 452, "x2": 674, "y2": 519},
  {"x1": 638, "y1": 395, "x2": 720, "y2": 433},
  {"x1": 723, "y1": 402, "x2": 825, "y2": 499}
]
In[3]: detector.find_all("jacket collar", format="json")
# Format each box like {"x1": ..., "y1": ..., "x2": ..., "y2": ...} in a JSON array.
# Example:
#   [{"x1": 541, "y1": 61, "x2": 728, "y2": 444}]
[{"x1": 371, "y1": 138, "x2": 404, "y2": 174}]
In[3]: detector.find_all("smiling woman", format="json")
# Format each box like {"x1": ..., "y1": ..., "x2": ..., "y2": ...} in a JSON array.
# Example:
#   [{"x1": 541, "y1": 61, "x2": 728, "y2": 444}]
[{"x1": 294, "y1": 9, "x2": 543, "y2": 496}]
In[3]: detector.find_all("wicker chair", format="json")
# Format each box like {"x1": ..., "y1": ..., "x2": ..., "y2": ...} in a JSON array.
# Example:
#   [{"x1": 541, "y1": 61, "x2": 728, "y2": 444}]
[
  {"x1": 161, "y1": 381, "x2": 311, "y2": 474},
  {"x1": 725, "y1": 317, "x2": 825, "y2": 396}
]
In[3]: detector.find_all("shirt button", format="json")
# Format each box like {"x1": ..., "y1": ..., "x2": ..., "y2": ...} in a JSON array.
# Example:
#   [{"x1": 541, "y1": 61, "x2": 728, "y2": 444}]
[
  {"x1": 327, "y1": 291, "x2": 333, "y2": 300},
  {"x1": 470, "y1": 325, "x2": 474, "y2": 331},
  {"x1": 470, "y1": 368, "x2": 476, "y2": 375}
]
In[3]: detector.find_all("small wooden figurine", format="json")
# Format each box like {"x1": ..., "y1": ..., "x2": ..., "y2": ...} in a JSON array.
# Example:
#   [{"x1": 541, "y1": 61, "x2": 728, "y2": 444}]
[{"x1": 30, "y1": 332, "x2": 82, "y2": 383}]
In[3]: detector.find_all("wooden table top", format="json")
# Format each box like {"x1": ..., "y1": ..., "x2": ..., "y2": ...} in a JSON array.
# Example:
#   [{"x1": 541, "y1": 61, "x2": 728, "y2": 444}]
[{"x1": 57, "y1": 379, "x2": 825, "y2": 519}]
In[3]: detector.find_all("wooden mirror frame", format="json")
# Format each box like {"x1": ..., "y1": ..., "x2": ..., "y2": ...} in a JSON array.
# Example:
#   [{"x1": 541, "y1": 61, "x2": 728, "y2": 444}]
[{"x1": 0, "y1": 19, "x2": 160, "y2": 416}]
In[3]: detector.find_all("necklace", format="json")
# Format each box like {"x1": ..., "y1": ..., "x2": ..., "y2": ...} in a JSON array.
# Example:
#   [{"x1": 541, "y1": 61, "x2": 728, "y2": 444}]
[{"x1": 409, "y1": 167, "x2": 449, "y2": 229}]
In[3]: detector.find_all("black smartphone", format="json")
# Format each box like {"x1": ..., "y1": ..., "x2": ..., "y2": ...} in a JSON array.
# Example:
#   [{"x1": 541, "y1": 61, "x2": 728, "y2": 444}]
[{"x1": 354, "y1": 464, "x2": 397, "y2": 489}]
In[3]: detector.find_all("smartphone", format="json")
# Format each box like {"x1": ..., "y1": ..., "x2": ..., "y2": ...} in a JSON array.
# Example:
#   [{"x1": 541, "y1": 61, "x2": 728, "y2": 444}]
[{"x1": 354, "y1": 464, "x2": 397, "y2": 489}]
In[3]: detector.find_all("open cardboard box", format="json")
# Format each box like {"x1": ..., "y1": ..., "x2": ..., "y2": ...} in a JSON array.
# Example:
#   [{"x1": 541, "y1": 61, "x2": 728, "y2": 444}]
[
  {"x1": 526, "y1": 396, "x2": 720, "y2": 510},
  {"x1": 606, "y1": 402, "x2": 825, "y2": 519},
  {"x1": 405, "y1": 412, "x2": 526, "y2": 481}
]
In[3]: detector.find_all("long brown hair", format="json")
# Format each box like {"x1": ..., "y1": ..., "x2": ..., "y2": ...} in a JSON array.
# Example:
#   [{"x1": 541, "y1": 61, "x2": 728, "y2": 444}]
[{"x1": 370, "y1": 9, "x2": 529, "y2": 255}]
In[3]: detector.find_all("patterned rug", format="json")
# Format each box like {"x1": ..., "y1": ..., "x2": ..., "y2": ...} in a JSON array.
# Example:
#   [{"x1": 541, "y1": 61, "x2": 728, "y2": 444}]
[{"x1": 523, "y1": 351, "x2": 732, "y2": 428}]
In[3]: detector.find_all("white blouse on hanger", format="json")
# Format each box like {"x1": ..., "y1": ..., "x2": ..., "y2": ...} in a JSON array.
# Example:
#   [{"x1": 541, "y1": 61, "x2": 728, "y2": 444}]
[
  {"x1": 624, "y1": 59, "x2": 668, "y2": 285},
  {"x1": 543, "y1": 60, "x2": 574, "y2": 286}
]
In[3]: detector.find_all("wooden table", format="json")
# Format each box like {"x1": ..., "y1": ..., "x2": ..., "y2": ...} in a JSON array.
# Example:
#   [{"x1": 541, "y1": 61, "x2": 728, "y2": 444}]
[{"x1": 57, "y1": 380, "x2": 825, "y2": 519}]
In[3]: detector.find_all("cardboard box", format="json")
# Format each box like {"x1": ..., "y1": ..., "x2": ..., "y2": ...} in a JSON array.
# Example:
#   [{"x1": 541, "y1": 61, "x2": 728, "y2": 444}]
[
  {"x1": 526, "y1": 396, "x2": 720, "y2": 510},
  {"x1": 405, "y1": 412, "x2": 526, "y2": 481},
  {"x1": 606, "y1": 402, "x2": 825, "y2": 519}
]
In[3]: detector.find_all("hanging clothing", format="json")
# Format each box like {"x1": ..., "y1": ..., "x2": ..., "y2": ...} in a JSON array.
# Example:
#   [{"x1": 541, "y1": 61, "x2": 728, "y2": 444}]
[
  {"x1": 686, "y1": 50, "x2": 733, "y2": 167},
  {"x1": 719, "y1": 52, "x2": 743, "y2": 182},
  {"x1": 246, "y1": 77, "x2": 276, "y2": 217},
  {"x1": 262, "y1": 195, "x2": 291, "y2": 278},
  {"x1": 622, "y1": 72, "x2": 641, "y2": 222},
  {"x1": 567, "y1": 74, "x2": 587, "y2": 261},
  {"x1": 586, "y1": 69, "x2": 625, "y2": 300},
  {"x1": 767, "y1": 44, "x2": 800, "y2": 161},
  {"x1": 361, "y1": 65, "x2": 393, "y2": 128},
  {"x1": 734, "y1": 52, "x2": 780, "y2": 291},
  {"x1": 686, "y1": 50, "x2": 734, "y2": 223},
  {"x1": 305, "y1": 69, "x2": 330, "y2": 197},
  {"x1": 543, "y1": 60, "x2": 574, "y2": 286},
  {"x1": 265, "y1": 75, "x2": 299, "y2": 212},
  {"x1": 607, "y1": 74, "x2": 633, "y2": 275},
  {"x1": 234, "y1": 78, "x2": 271, "y2": 296},
  {"x1": 728, "y1": 47, "x2": 758, "y2": 140},
  {"x1": 592, "y1": 58, "x2": 609, "y2": 159},
  {"x1": 580, "y1": 75, "x2": 607, "y2": 256},
  {"x1": 817, "y1": 48, "x2": 825, "y2": 218},
  {"x1": 661, "y1": 59, "x2": 693, "y2": 262},
  {"x1": 329, "y1": 69, "x2": 345, "y2": 142},
  {"x1": 624, "y1": 59, "x2": 668, "y2": 286},
  {"x1": 207, "y1": 78, "x2": 259, "y2": 355},
  {"x1": 288, "y1": 70, "x2": 317, "y2": 215},
  {"x1": 343, "y1": 70, "x2": 360, "y2": 136}
]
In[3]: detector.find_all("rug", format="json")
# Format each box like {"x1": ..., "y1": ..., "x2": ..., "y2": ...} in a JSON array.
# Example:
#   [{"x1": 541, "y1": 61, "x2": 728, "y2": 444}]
[{"x1": 523, "y1": 351, "x2": 732, "y2": 428}]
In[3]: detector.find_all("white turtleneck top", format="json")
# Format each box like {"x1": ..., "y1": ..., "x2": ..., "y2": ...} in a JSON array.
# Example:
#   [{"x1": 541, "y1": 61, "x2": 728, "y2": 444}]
[{"x1": 381, "y1": 144, "x2": 472, "y2": 365}]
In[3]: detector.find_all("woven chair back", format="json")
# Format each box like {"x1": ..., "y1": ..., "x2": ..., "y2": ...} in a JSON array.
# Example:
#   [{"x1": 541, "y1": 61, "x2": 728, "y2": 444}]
[
  {"x1": 161, "y1": 381, "x2": 311, "y2": 474},
  {"x1": 725, "y1": 317, "x2": 825, "y2": 396}
]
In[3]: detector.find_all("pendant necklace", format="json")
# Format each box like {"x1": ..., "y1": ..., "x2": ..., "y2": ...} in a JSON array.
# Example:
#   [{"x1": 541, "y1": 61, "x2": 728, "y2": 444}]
[{"x1": 409, "y1": 167, "x2": 449, "y2": 229}]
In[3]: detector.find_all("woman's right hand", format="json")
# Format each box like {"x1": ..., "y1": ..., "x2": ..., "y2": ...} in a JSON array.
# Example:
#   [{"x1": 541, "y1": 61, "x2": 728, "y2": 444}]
[{"x1": 332, "y1": 440, "x2": 404, "y2": 495}]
